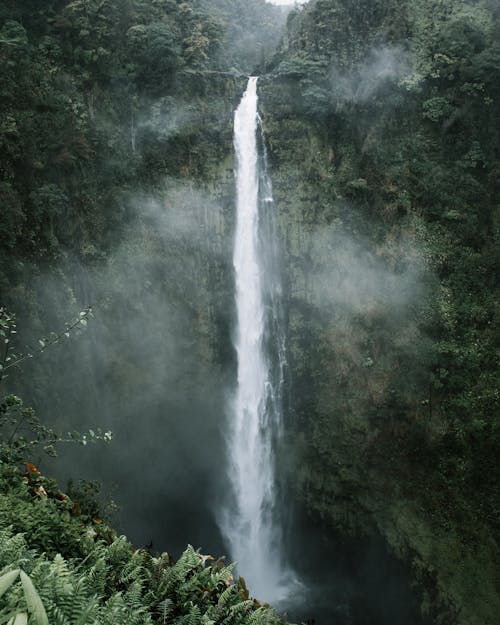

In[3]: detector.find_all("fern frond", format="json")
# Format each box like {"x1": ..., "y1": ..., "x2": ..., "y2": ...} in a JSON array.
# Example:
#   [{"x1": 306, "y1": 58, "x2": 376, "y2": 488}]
[
  {"x1": 0, "y1": 531, "x2": 30, "y2": 572},
  {"x1": 73, "y1": 597, "x2": 100, "y2": 625},
  {"x1": 247, "y1": 607, "x2": 266, "y2": 625},
  {"x1": 50, "y1": 555, "x2": 71, "y2": 588},
  {"x1": 210, "y1": 564, "x2": 235, "y2": 589},
  {"x1": 229, "y1": 599, "x2": 254, "y2": 615},
  {"x1": 173, "y1": 603, "x2": 201, "y2": 625},
  {"x1": 0, "y1": 571, "x2": 20, "y2": 599},
  {"x1": 216, "y1": 585, "x2": 236, "y2": 607},
  {"x1": 123, "y1": 579, "x2": 145, "y2": 613},
  {"x1": 83, "y1": 556, "x2": 107, "y2": 597},
  {"x1": 176, "y1": 547, "x2": 202, "y2": 580},
  {"x1": 19, "y1": 571, "x2": 49, "y2": 625},
  {"x1": 156, "y1": 598, "x2": 174, "y2": 625}
]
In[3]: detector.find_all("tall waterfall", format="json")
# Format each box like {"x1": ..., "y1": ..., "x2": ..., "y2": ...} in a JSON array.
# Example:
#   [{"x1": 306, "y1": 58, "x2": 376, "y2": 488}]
[{"x1": 219, "y1": 77, "x2": 290, "y2": 602}]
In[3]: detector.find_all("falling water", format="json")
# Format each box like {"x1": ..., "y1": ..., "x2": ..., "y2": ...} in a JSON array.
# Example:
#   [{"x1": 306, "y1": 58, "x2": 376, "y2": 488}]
[{"x1": 219, "y1": 77, "x2": 291, "y2": 602}]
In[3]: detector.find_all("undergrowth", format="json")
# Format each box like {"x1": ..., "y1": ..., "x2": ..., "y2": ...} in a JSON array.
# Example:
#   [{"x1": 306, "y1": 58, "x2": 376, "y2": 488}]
[{"x1": 0, "y1": 465, "x2": 290, "y2": 625}]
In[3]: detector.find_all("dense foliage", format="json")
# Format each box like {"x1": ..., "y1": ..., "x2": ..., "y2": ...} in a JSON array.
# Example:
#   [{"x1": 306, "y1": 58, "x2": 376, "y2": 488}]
[
  {"x1": 0, "y1": 464, "x2": 288, "y2": 625},
  {"x1": 0, "y1": 3, "x2": 294, "y2": 623},
  {"x1": 0, "y1": 0, "x2": 236, "y2": 288},
  {"x1": 1, "y1": 0, "x2": 499, "y2": 624},
  {"x1": 260, "y1": 0, "x2": 499, "y2": 623}
]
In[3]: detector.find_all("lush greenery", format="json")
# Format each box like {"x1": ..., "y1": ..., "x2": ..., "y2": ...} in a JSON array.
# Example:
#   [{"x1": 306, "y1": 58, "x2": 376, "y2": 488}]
[
  {"x1": 260, "y1": 0, "x2": 499, "y2": 623},
  {"x1": 1, "y1": 0, "x2": 499, "y2": 624},
  {"x1": 0, "y1": 0, "x2": 241, "y2": 288},
  {"x1": 0, "y1": 3, "x2": 294, "y2": 624},
  {"x1": 0, "y1": 462, "x2": 287, "y2": 625}
]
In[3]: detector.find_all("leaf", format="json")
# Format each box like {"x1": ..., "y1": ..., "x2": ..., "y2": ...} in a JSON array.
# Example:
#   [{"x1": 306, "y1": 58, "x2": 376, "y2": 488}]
[
  {"x1": 19, "y1": 572, "x2": 49, "y2": 625},
  {"x1": 0, "y1": 569, "x2": 20, "y2": 598},
  {"x1": 25, "y1": 462, "x2": 41, "y2": 475},
  {"x1": 5, "y1": 614, "x2": 27, "y2": 625}
]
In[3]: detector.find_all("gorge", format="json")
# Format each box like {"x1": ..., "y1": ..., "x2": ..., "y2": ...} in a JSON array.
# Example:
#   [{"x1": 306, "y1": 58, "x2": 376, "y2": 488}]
[{"x1": 0, "y1": 1, "x2": 499, "y2": 625}]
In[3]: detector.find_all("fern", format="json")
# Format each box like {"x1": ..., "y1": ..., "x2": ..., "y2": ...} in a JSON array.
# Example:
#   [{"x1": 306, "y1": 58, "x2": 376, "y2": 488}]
[
  {"x1": 82, "y1": 556, "x2": 107, "y2": 597},
  {"x1": 72, "y1": 597, "x2": 100, "y2": 625},
  {"x1": 229, "y1": 599, "x2": 254, "y2": 615},
  {"x1": 0, "y1": 531, "x2": 30, "y2": 572},
  {"x1": 217, "y1": 585, "x2": 236, "y2": 608},
  {"x1": 8, "y1": 613, "x2": 28, "y2": 625},
  {"x1": 0, "y1": 507, "x2": 293, "y2": 625},
  {"x1": 0, "y1": 571, "x2": 19, "y2": 599},
  {"x1": 211, "y1": 564, "x2": 235, "y2": 591},
  {"x1": 172, "y1": 603, "x2": 201, "y2": 625},
  {"x1": 156, "y1": 598, "x2": 174, "y2": 625},
  {"x1": 247, "y1": 608, "x2": 268, "y2": 625},
  {"x1": 119, "y1": 552, "x2": 146, "y2": 585}
]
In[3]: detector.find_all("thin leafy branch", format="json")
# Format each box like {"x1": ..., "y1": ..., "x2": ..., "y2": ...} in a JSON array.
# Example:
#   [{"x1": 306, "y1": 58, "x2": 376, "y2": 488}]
[
  {"x1": 0, "y1": 308, "x2": 111, "y2": 465},
  {"x1": 0, "y1": 307, "x2": 94, "y2": 388}
]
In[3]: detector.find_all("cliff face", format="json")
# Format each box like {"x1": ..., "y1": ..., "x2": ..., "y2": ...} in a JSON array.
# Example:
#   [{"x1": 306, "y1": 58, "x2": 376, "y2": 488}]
[
  {"x1": 259, "y1": 1, "x2": 499, "y2": 623},
  {"x1": 0, "y1": 0, "x2": 249, "y2": 555},
  {"x1": 1, "y1": 1, "x2": 499, "y2": 623}
]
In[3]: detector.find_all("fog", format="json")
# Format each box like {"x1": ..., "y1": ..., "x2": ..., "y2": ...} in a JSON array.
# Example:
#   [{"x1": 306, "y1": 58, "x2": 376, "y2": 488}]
[
  {"x1": 12, "y1": 172, "x2": 431, "y2": 624},
  {"x1": 267, "y1": 0, "x2": 309, "y2": 5},
  {"x1": 4, "y1": 3, "x2": 431, "y2": 622},
  {"x1": 11, "y1": 178, "x2": 234, "y2": 557},
  {"x1": 330, "y1": 46, "x2": 410, "y2": 105},
  {"x1": 7, "y1": 115, "x2": 431, "y2": 625},
  {"x1": 204, "y1": 0, "x2": 290, "y2": 73},
  {"x1": 292, "y1": 222, "x2": 425, "y2": 316}
]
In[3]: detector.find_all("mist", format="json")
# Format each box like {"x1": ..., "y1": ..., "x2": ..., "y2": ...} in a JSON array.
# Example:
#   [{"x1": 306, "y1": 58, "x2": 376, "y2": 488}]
[
  {"x1": 6, "y1": 84, "x2": 431, "y2": 622},
  {"x1": 267, "y1": 0, "x2": 309, "y2": 5},
  {"x1": 294, "y1": 222, "x2": 425, "y2": 315},
  {"x1": 205, "y1": 0, "x2": 290, "y2": 73},
  {"x1": 6, "y1": 33, "x2": 430, "y2": 624},
  {"x1": 329, "y1": 46, "x2": 410, "y2": 105},
  {"x1": 10, "y1": 178, "x2": 234, "y2": 557}
]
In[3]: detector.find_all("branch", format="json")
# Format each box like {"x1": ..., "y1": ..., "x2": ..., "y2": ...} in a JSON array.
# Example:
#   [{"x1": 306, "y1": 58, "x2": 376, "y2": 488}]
[{"x1": 0, "y1": 307, "x2": 93, "y2": 382}]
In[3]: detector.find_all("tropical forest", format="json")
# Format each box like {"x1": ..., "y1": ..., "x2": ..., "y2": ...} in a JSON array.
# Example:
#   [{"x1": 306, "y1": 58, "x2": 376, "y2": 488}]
[{"x1": 0, "y1": 1, "x2": 498, "y2": 624}]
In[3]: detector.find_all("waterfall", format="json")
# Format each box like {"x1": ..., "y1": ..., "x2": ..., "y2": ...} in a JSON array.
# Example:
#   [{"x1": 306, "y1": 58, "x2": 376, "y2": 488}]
[{"x1": 219, "y1": 77, "x2": 290, "y2": 602}]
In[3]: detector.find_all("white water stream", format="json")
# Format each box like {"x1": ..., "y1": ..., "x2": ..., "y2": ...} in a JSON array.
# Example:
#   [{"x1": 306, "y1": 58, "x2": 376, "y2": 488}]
[{"x1": 219, "y1": 77, "x2": 291, "y2": 602}]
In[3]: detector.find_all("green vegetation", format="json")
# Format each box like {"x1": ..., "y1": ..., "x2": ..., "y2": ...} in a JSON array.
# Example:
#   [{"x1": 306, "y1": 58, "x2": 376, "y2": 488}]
[
  {"x1": 0, "y1": 466, "x2": 287, "y2": 625},
  {"x1": 260, "y1": 0, "x2": 499, "y2": 623},
  {"x1": 0, "y1": 0, "x2": 242, "y2": 290},
  {"x1": 0, "y1": 3, "x2": 293, "y2": 623},
  {"x1": 0, "y1": 309, "x2": 288, "y2": 625},
  {"x1": 1, "y1": 0, "x2": 499, "y2": 624}
]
